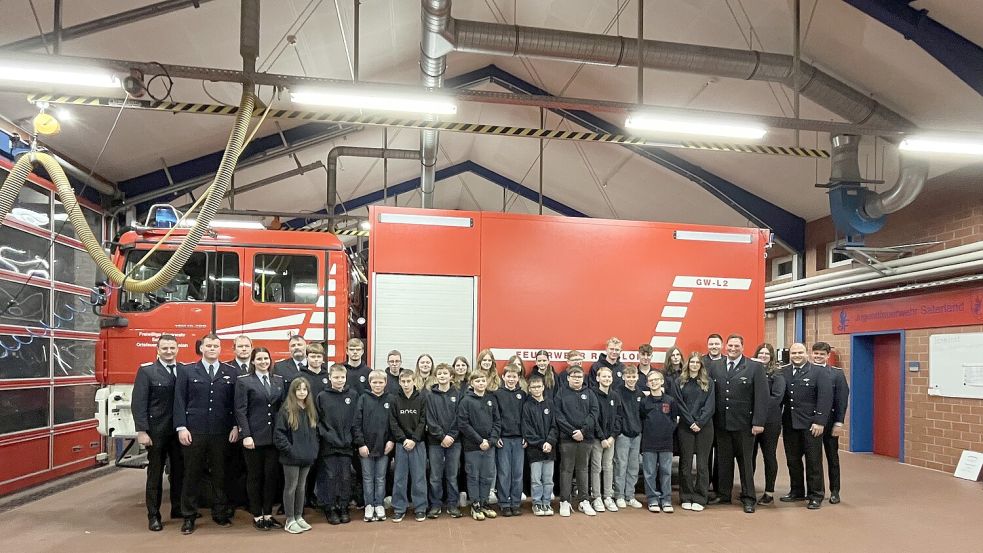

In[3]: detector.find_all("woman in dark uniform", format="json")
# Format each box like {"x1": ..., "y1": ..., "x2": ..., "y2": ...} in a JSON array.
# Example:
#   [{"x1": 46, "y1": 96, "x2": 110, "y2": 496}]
[{"x1": 751, "y1": 342, "x2": 785, "y2": 506}]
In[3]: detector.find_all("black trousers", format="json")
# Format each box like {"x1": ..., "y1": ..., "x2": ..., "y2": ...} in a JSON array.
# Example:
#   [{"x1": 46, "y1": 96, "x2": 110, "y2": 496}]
[
  {"x1": 145, "y1": 431, "x2": 184, "y2": 519},
  {"x1": 783, "y1": 425, "x2": 825, "y2": 500},
  {"x1": 752, "y1": 421, "x2": 782, "y2": 494},
  {"x1": 306, "y1": 456, "x2": 322, "y2": 507},
  {"x1": 244, "y1": 445, "x2": 280, "y2": 517},
  {"x1": 823, "y1": 429, "x2": 842, "y2": 494},
  {"x1": 714, "y1": 427, "x2": 756, "y2": 505},
  {"x1": 677, "y1": 422, "x2": 714, "y2": 505},
  {"x1": 225, "y1": 442, "x2": 248, "y2": 510},
  {"x1": 558, "y1": 441, "x2": 591, "y2": 503},
  {"x1": 181, "y1": 433, "x2": 229, "y2": 518},
  {"x1": 318, "y1": 454, "x2": 354, "y2": 509}
]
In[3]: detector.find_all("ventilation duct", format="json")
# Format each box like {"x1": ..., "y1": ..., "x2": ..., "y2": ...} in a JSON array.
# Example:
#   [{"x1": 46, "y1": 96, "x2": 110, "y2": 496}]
[{"x1": 419, "y1": 0, "x2": 452, "y2": 208}]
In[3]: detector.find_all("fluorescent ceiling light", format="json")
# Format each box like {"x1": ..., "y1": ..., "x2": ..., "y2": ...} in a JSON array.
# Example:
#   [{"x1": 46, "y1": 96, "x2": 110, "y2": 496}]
[
  {"x1": 182, "y1": 218, "x2": 265, "y2": 229},
  {"x1": 625, "y1": 112, "x2": 766, "y2": 140},
  {"x1": 899, "y1": 135, "x2": 983, "y2": 156},
  {"x1": 290, "y1": 87, "x2": 457, "y2": 115},
  {"x1": 359, "y1": 220, "x2": 371, "y2": 230},
  {"x1": 0, "y1": 61, "x2": 119, "y2": 88},
  {"x1": 674, "y1": 230, "x2": 753, "y2": 244},
  {"x1": 378, "y1": 212, "x2": 473, "y2": 228}
]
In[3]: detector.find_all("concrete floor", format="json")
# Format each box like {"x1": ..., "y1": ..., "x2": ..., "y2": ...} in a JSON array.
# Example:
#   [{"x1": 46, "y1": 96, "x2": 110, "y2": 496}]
[{"x1": 1, "y1": 452, "x2": 981, "y2": 553}]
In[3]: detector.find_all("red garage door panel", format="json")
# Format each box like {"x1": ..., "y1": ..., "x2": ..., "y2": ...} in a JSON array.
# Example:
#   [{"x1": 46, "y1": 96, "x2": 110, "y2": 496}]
[
  {"x1": 53, "y1": 427, "x2": 101, "y2": 467},
  {"x1": 0, "y1": 437, "x2": 49, "y2": 482}
]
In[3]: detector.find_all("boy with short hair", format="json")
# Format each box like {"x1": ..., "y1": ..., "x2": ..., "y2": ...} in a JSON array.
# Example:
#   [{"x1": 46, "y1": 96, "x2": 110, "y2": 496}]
[
  {"x1": 385, "y1": 350, "x2": 403, "y2": 395},
  {"x1": 315, "y1": 363, "x2": 358, "y2": 525},
  {"x1": 590, "y1": 366, "x2": 621, "y2": 513},
  {"x1": 589, "y1": 337, "x2": 626, "y2": 388},
  {"x1": 636, "y1": 344, "x2": 655, "y2": 392},
  {"x1": 345, "y1": 339, "x2": 371, "y2": 395},
  {"x1": 425, "y1": 363, "x2": 462, "y2": 519},
  {"x1": 353, "y1": 370, "x2": 394, "y2": 522},
  {"x1": 640, "y1": 371, "x2": 678, "y2": 513},
  {"x1": 554, "y1": 349, "x2": 585, "y2": 392},
  {"x1": 494, "y1": 364, "x2": 527, "y2": 516},
  {"x1": 555, "y1": 365, "x2": 600, "y2": 517},
  {"x1": 457, "y1": 373, "x2": 501, "y2": 521},
  {"x1": 613, "y1": 365, "x2": 644, "y2": 509},
  {"x1": 523, "y1": 375, "x2": 558, "y2": 516},
  {"x1": 389, "y1": 369, "x2": 428, "y2": 523}
]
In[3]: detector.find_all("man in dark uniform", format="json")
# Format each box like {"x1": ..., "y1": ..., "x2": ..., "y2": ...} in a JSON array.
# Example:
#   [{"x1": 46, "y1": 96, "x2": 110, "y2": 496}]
[
  {"x1": 174, "y1": 333, "x2": 239, "y2": 534},
  {"x1": 273, "y1": 334, "x2": 308, "y2": 386},
  {"x1": 133, "y1": 334, "x2": 184, "y2": 531},
  {"x1": 781, "y1": 342, "x2": 832, "y2": 510},
  {"x1": 707, "y1": 334, "x2": 768, "y2": 513},
  {"x1": 225, "y1": 335, "x2": 253, "y2": 512},
  {"x1": 812, "y1": 342, "x2": 849, "y2": 504}
]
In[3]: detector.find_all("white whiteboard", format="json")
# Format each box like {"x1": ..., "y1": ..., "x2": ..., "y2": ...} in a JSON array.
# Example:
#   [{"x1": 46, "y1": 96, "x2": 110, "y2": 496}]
[{"x1": 929, "y1": 333, "x2": 983, "y2": 399}]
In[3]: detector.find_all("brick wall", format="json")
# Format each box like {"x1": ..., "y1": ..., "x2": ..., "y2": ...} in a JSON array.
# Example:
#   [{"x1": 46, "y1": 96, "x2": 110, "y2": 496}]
[{"x1": 764, "y1": 168, "x2": 983, "y2": 473}]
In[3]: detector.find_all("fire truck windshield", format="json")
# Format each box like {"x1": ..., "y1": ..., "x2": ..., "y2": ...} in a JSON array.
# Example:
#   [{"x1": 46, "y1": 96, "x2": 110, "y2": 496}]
[{"x1": 119, "y1": 250, "x2": 239, "y2": 312}]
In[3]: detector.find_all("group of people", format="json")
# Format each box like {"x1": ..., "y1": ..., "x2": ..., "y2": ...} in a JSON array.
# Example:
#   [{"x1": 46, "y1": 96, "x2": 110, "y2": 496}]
[{"x1": 131, "y1": 331, "x2": 849, "y2": 535}]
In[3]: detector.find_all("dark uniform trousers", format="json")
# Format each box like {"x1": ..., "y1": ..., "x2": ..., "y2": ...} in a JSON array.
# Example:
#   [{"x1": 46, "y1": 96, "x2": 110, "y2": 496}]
[
  {"x1": 710, "y1": 357, "x2": 769, "y2": 506},
  {"x1": 782, "y1": 362, "x2": 832, "y2": 501},
  {"x1": 182, "y1": 434, "x2": 230, "y2": 517},
  {"x1": 752, "y1": 421, "x2": 782, "y2": 494},
  {"x1": 226, "y1": 361, "x2": 251, "y2": 510},
  {"x1": 146, "y1": 432, "x2": 184, "y2": 519},
  {"x1": 823, "y1": 428, "x2": 842, "y2": 493}
]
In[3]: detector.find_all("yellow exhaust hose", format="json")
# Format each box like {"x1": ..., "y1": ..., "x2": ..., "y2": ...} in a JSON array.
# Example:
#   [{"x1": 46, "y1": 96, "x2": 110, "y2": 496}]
[{"x1": 0, "y1": 90, "x2": 256, "y2": 293}]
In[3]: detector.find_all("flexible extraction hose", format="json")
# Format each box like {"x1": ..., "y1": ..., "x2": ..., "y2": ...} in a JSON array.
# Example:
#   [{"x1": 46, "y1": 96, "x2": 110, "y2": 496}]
[{"x1": 0, "y1": 90, "x2": 256, "y2": 293}]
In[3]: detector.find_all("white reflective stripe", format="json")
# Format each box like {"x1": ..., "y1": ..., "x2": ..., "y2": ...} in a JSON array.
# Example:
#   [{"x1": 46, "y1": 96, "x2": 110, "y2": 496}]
[
  {"x1": 216, "y1": 313, "x2": 305, "y2": 334},
  {"x1": 234, "y1": 329, "x2": 301, "y2": 340},
  {"x1": 672, "y1": 276, "x2": 752, "y2": 290},
  {"x1": 303, "y1": 328, "x2": 322, "y2": 341},
  {"x1": 328, "y1": 295, "x2": 336, "y2": 308},
  {"x1": 328, "y1": 279, "x2": 337, "y2": 292},
  {"x1": 329, "y1": 263, "x2": 337, "y2": 276},
  {"x1": 327, "y1": 345, "x2": 336, "y2": 357},
  {"x1": 651, "y1": 351, "x2": 667, "y2": 363},
  {"x1": 649, "y1": 336, "x2": 677, "y2": 348},
  {"x1": 655, "y1": 320, "x2": 682, "y2": 333},
  {"x1": 379, "y1": 212, "x2": 473, "y2": 227},
  {"x1": 309, "y1": 311, "x2": 336, "y2": 325},
  {"x1": 666, "y1": 290, "x2": 693, "y2": 303},
  {"x1": 674, "y1": 230, "x2": 752, "y2": 243},
  {"x1": 661, "y1": 305, "x2": 687, "y2": 318}
]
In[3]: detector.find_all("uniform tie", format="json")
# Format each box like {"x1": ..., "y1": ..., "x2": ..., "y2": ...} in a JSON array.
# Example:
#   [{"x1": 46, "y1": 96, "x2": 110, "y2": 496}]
[
  {"x1": 167, "y1": 364, "x2": 176, "y2": 378},
  {"x1": 262, "y1": 374, "x2": 271, "y2": 396},
  {"x1": 727, "y1": 361, "x2": 735, "y2": 373},
  {"x1": 208, "y1": 364, "x2": 215, "y2": 379}
]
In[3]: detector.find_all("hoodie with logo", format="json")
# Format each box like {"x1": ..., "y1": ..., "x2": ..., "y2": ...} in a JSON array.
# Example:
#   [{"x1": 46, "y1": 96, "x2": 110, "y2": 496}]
[
  {"x1": 554, "y1": 384, "x2": 600, "y2": 443},
  {"x1": 426, "y1": 384, "x2": 461, "y2": 445},
  {"x1": 522, "y1": 396, "x2": 558, "y2": 463},
  {"x1": 593, "y1": 386, "x2": 623, "y2": 441},
  {"x1": 315, "y1": 385, "x2": 358, "y2": 456},
  {"x1": 615, "y1": 385, "x2": 644, "y2": 438},
  {"x1": 640, "y1": 393, "x2": 678, "y2": 453},
  {"x1": 389, "y1": 388, "x2": 427, "y2": 443},
  {"x1": 456, "y1": 390, "x2": 501, "y2": 452},
  {"x1": 353, "y1": 391, "x2": 391, "y2": 456},
  {"x1": 494, "y1": 385, "x2": 527, "y2": 438}
]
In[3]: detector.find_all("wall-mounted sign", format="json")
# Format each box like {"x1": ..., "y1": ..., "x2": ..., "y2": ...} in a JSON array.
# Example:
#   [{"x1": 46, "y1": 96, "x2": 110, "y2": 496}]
[{"x1": 832, "y1": 287, "x2": 983, "y2": 335}]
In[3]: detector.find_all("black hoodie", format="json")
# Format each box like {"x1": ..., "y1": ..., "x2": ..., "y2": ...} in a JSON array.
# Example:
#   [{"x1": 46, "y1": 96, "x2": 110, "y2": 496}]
[
  {"x1": 521, "y1": 396, "x2": 558, "y2": 462},
  {"x1": 615, "y1": 384, "x2": 644, "y2": 438},
  {"x1": 640, "y1": 393, "x2": 678, "y2": 453},
  {"x1": 456, "y1": 390, "x2": 501, "y2": 452},
  {"x1": 389, "y1": 388, "x2": 427, "y2": 443},
  {"x1": 493, "y1": 385, "x2": 526, "y2": 438},
  {"x1": 316, "y1": 385, "x2": 358, "y2": 456},
  {"x1": 554, "y1": 384, "x2": 600, "y2": 442},
  {"x1": 593, "y1": 386, "x2": 622, "y2": 441},
  {"x1": 426, "y1": 384, "x2": 461, "y2": 445},
  {"x1": 345, "y1": 361, "x2": 372, "y2": 395},
  {"x1": 274, "y1": 407, "x2": 319, "y2": 466},
  {"x1": 353, "y1": 391, "x2": 392, "y2": 456}
]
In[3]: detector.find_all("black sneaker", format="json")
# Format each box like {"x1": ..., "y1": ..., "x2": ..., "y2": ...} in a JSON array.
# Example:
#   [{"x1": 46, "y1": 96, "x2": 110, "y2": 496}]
[
  {"x1": 181, "y1": 518, "x2": 196, "y2": 535},
  {"x1": 415, "y1": 511, "x2": 427, "y2": 522},
  {"x1": 339, "y1": 508, "x2": 351, "y2": 523},
  {"x1": 327, "y1": 508, "x2": 342, "y2": 525},
  {"x1": 501, "y1": 506, "x2": 513, "y2": 517},
  {"x1": 392, "y1": 513, "x2": 405, "y2": 523},
  {"x1": 427, "y1": 507, "x2": 441, "y2": 519},
  {"x1": 267, "y1": 517, "x2": 283, "y2": 529},
  {"x1": 447, "y1": 506, "x2": 463, "y2": 518}
]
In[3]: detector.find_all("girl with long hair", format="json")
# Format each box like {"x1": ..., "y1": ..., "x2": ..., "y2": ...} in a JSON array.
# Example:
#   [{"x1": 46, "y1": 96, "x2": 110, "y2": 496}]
[
  {"x1": 274, "y1": 378, "x2": 319, "y2": 534},
  {"x1": 675, "y1": 352, "x2": 715, "y2": 512},
  {"x1": 752, "y1": 342, "x2": 785, "y2": 506}
]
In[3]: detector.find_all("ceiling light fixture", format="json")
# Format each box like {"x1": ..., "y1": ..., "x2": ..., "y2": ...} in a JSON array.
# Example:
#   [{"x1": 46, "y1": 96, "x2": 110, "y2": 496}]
[
  {"x1": 625, "y1": 112, "x2": 767, "y2": 140},
  {"x1": 290, "y1": 87, "x2": 457, "y2": 115},
  {"x1": 898, "y1": 135, "x2": 983, "y2": 156},
  {"x1": 0, "y1": 59, "x2": 119, "y2": 88}
]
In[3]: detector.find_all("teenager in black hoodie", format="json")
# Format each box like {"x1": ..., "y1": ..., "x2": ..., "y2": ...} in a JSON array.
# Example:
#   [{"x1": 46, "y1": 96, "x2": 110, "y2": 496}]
[
  {"x1": 353, "y1": 370, "x2": 394, "y2": 522},
  {"x1": 613, "y1": 365, "x2": 644, "y2": 510},
  {"x1": 590, "y1": 366, "x2": 622, "y2": 513},
  {"x1": 555, "y1": 365, "x2": 600, "y2": 517},
  {"x1": 457, "y1": 373, "x2": 501, "y2": 521},
  {"x1": 522, "y1": 375, "x2": 558, "y2": 516},
  {"x1": 425, "y1": 363, "x2": 463, "y2": 519},
  {"x1": 315, "y1": 363, "x2": 358, "y2": 525},
  {"x1": 640, "y1": 371, "x2": 678, "y2": 513},
  {"x1": 494, "y1": 364, "x2": 527, "y2": 516},
  {"x1": 389, "y1": 369, "x2": 428, "y2": 522}
]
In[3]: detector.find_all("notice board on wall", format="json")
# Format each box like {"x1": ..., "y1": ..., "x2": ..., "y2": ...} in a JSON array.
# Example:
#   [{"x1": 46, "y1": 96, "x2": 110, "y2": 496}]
[{"x1": 929, "y1": 333, "x2": 983, "y2": 399}]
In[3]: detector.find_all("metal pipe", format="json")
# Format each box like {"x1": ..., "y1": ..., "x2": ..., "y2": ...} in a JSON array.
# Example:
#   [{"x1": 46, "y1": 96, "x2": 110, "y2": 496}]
[
  {"x1": 792, "y1": 0, "x2": 800, "y2": 147},
  {"x1": 420, "y1": 0, "x2": 452, "y2": 209},
  {"x1": 2, "y1": 0, "x2": 215, "y2": 51},
  {"x1": 636, "y1": 0, "x2": 643, "y2": 105},
  {"x1": 863, "y1": 154, "x2": 929, "y2": 218},
  {"x1": 353, "y1": 0, "x2": 361, "y2": 83},
  {"x1": 214, "y1": 208, "x2": 337, "y2": 220},
  {"x1": 54, "y1": 0, "x2": 64, "y2": 55},
  {"x1": 240, "y1": 0, "x2": 261, "y2": 76},
  {"x1": 326, "y1": 146, "x2": 421, "y2": 228},
  {"x1": 766, "y1": 273, "x2": 983, "y2": 312},
  {"x1": 177, "y1": 161, "x2": 324, "y2": 209}
]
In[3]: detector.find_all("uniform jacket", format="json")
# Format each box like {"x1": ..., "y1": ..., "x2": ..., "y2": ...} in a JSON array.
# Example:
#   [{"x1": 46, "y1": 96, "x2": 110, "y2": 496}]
[
  {"x1": 554, "y1": 384, "x2": 600, "y2": 442},
  {"x1": 132, "y1": 359, "x2": 179, "y2": 436},
  {"x1": 781, "y1": 362, "x2": 833, "y2": 430},
  {"x1": 456, "y1": 390, "x2": 501, "y2": 452},
  {"x1": 273, "y1": 358, "x2": 307, "y2": 386},
  {"x1": 173, "y1": 360, "x2": 237, "y2": 434},
  {"x1": 822, "y1": 366, "x2": 850, "y2": 426},
  {"x1": 234, "y1": 372, "x2": 285, "y2": 447},
  {"x1": 762, "y1": 371, "x2": 787, "y2": 426},
  {"x1": 522, "y1": 397, "x2": 558, "y2": 462},
  {"x1": 425, "y1": 384, "x2": 461, "y2": 445},
  {"x1": 315, "y1": 386, "x2": 359, "y2": 456},
  {"x1": 708, "y1": 356, "x2": 769, "y2": 431},
  {"x1": 228, "y1": 359, "x2": 251, "y2": 376}
]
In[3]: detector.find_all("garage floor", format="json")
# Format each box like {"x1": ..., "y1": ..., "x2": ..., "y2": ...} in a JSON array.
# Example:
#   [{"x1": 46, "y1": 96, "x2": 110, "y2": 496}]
[{"x1": 1, "y1": 452, "x2": 980, "y2": 553}]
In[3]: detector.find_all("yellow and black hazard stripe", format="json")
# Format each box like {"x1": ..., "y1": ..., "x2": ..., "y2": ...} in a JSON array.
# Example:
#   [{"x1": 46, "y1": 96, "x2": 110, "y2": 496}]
[
  {"x1": 28, "y1": 94, "x2": 830, "y2": 158},
  {"x1": 291, "y1": 226, "x2": 369, "y2": 237}
]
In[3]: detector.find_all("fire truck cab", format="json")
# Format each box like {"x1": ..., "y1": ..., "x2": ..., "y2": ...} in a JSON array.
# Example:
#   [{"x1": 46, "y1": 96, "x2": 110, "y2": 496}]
[{"x1": 95, "y1": 223, "x2": 358, "y2": 439}]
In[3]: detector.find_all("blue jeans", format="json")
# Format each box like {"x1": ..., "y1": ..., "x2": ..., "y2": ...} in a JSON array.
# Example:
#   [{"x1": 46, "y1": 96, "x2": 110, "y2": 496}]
[
  {"x1": 464, "y1": 449, "x2": 495, "y2": 507},
  {"x1": 529, "y1": 460, "x2": 554, "y2": 508},
  {"x1": 360, "y1": 455, "x2": 388, "y2": 507},
  {"x1": 428, "y1": 442, "x2": 461, "y2": 509},
  {"x1": 496, "y1": 437, "x2": 524, "y2": 508},
  {"x1": 642, "y1": 451, "x2": 673, "y2": 507},
  {"x1": 392, "y1": 443, "x2": 427, "y2": 515},
  {"x1": 613, "y1": 434, "x2": 641, "y2": 501}
]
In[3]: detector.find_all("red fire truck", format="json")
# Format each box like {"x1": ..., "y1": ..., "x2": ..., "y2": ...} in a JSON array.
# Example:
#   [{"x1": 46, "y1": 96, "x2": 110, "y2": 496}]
[{"x1": 96, "y1": 205, "x2": 769, "y2": 439}]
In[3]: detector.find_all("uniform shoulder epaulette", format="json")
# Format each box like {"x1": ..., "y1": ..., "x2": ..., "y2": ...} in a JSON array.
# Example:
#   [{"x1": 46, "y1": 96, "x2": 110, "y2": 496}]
[
  {"x1": 140, "y1": 361, "x2": 154, "y2": 367},
  {"x1": 237, "y1": 373, "x2": 251, "y2": 378}
]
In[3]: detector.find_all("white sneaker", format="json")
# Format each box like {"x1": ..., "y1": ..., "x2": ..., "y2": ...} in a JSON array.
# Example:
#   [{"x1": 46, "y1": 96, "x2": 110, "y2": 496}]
[
  {"x1": 690, "y1": 503, "x2": 704, "y2": 512},
  {"x1": 648, "y1": 504, "x2": 660, "y2": 513},
  {"x1": 604, "y1": 497, "x2": 619, "y2": 512},
  {"x1": 559, "y1": 501, "x2": 572, "y2": 517},
  {"x1": 615, "y1": 498, "x2": 627, "y2": 509},
  {"x1": 285, "y1": 520, "x2": 304, "y2": 534},
  {"x1": 545, "y1": 506, "x2": 554, "y2": 516},
  {"x1": 374, "y1": 505, "x2": 386, "y2": 521},
  {"x1": 295, "y1": 517, "x2": 312, "y2": 531},
  {"x1": 578, "y1": 500, "x2": 597, "y2": 516},
  {"x1": 592, "y1": 497, "x2": 605, "y2": 512},
  {"x1": 681, "y1": 502, "x2": 692, "y2": 510},
  {"x1": 627, "y1": 498, "x2": 644, "y2": 509},
  {"x1": 661, "y1": 504, "x2": 674, "y2": 513},
  {"x1": 363, "y1": 505, "x2": 374, "y2": 522}
]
